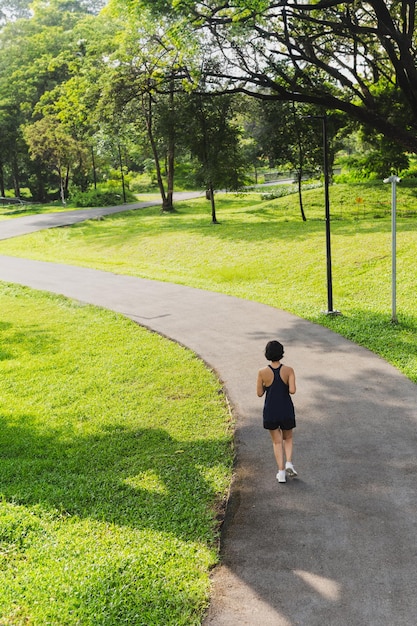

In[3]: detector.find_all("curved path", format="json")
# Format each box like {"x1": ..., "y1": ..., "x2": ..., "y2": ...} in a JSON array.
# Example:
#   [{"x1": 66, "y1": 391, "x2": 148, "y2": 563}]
[
  {"x1": 0, "y1": 204, "x2": 416, "y2": 625},
  {"x1": 0, "y1": 193, "x2": 204, "y2": 241}
]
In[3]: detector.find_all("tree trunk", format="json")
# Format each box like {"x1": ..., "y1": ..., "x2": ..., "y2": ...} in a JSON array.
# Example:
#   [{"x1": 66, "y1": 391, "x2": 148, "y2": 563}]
[
  {"x1": 58, "y1": 161, "x2": 66, "y2": 205},
  {"x1": 118, "y1": 143, "x2": 127, "y2": 203},
  {"x1": 165, "y1": 83, "x2": 175, "y2": 212},
  {"x1": 293, "y1": 102, "x2": 307, "y2": 222},
  {"x1": 12, "y1": 155, "x2": 20, "y2": 198},
  {"x1": 296, "y1": 169, "x2": 307, "y2": 222},
  {"x1": 165, "y1": 150, "x2": 174, "y2": 210},
  {"x1": 60, "y1": 178, "x2": 66, "y2": 204},
  {"x1": 91, "y1": 147, "x2": 97, "y2": 189},
  {"x1": 150, "y1": 131, "x2": 167, "y2": 209},
  {"x1": 0, "y1": 161, "x2": 5, "y2": 197},
  {"x1": 64, "y1": 165, "x2": 70, "y2": 198},
  {"x1": 209, "y1": 184, "x2": 218, "y2": 224},
  {"x1": 142, "y1": 94, "x2": 169, "y2": 211}
]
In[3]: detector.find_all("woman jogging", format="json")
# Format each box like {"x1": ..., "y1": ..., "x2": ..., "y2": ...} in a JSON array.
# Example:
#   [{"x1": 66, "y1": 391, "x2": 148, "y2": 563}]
[{"x1": 257, "y1": 340, "x2": 297, "y2": 483}]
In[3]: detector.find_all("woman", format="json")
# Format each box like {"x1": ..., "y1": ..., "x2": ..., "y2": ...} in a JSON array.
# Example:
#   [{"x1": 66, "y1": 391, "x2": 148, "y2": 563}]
[{"x1": 257, "y1": 340, "x2": 297, "y2": 483}]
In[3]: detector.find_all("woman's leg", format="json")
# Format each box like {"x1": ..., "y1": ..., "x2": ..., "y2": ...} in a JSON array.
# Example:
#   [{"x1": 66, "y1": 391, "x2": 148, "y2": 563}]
[
  {"x1": 269, "y1": 428, "x2": 284, "y2": 470},
  {"x1": 282, "y1": 429, "x2": 293, "y2": 463},
  {"x1": 282, "y1": 430, "x2": 298, "y2": 476}
]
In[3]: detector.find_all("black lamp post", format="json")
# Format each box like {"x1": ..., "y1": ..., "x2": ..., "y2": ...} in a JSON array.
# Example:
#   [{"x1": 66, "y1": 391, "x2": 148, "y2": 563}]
[
  {"x1": 118, "y1": 143, "x2": 127, "y2": 204},
  {"x1": 322, "y1": 115, "x2": 335, "y2": 314},
  {"x1": 309, "y1": 114, "x2": 340, "y2": 315}
]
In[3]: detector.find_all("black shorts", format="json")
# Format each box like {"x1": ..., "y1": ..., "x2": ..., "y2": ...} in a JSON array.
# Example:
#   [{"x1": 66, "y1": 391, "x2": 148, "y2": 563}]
[{"x1": 263, "y1": 416, "x2": 296, "y2": 431}]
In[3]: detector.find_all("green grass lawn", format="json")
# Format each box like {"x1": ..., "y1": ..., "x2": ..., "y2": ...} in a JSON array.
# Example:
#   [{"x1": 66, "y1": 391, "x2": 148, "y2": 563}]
[
  {"x1": 0, "y1": 182, "x2": 416, "y2": 382},
  {"x1": 0, "y1": 284, "x2": 233, "y2": 625}
]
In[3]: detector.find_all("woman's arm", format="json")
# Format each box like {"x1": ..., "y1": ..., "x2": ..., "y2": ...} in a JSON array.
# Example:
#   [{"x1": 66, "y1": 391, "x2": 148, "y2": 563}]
[
  {"x1": 256, "y1": 370, "x2": 266, "y2": 397},
  {"x1": 288, "y1": 368, "x2": 296, "y2": 394}
]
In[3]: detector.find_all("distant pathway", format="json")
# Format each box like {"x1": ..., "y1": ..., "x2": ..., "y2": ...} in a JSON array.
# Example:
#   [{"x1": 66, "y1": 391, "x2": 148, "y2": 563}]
[
  {"x1": 0, "y1": 204, "x2": 416, "y2": 625},
  {"x1": 0, "y1": 192, "x2": 204, "y2": 240}
]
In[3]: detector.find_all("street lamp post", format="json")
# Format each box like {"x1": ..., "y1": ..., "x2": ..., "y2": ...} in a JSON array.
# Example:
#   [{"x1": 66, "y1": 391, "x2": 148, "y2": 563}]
[
  {"x1": 308, "y1": 114, "x2": 340, "y2": 315},
  {"x1": 118, "y1": 143, "x2": 127, "y2": 204},
  {"x1": 383, "y1": 174, "x2": 400, "y2": 324},
  {"x1": 321, "y1": 115, "x2": 335, "y2": 314}
]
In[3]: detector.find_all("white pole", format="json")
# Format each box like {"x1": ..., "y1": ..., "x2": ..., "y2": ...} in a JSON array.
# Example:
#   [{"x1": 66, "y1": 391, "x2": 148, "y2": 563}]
[{"x1": 383, "y1": 175, "x2": 400, "y2": 323}]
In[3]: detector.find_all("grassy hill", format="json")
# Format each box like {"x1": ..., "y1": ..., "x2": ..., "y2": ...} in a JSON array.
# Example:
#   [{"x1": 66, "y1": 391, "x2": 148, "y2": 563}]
[{"x1": 1, "y1": 181, "x2": 416, "y2": 382}]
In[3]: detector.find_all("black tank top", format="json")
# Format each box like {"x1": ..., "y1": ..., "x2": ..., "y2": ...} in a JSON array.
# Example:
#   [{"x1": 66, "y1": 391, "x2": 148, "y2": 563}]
[{"x1": 263, "y1": 364, "x2": 295, "y2": 427}]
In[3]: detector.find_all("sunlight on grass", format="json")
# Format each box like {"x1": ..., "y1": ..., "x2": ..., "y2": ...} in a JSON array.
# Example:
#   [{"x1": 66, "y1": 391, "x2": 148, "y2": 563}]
[
  {"x1": 0, "y1": 284, "x2": 233, "y2": 625},
  {"x1": 0, "y1": 184, "x2": 416, "y2": 384}
]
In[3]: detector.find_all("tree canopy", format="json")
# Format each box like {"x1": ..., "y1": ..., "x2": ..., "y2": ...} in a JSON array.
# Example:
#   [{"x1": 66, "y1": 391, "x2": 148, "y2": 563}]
[
  {"x1": 158, "y1": 0, "x2": 417, "y2": 152},
  {"x1": 0, "y1": 0, "x2": 415, "y2": 207}
]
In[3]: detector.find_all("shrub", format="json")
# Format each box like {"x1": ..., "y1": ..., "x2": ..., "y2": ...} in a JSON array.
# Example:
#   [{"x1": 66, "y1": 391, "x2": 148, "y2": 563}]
[
  {"x1": 129, "y1": 173, "x2": 158, "y2": 193},
  {"x1": 71, "y1": 187, "x2": 137, "y2": 207}
]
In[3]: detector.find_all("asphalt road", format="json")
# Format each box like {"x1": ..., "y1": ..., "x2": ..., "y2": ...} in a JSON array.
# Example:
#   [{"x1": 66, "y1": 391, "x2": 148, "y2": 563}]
[{"x1": 0, "y1": 202, "x2": 416, "y2": 625}]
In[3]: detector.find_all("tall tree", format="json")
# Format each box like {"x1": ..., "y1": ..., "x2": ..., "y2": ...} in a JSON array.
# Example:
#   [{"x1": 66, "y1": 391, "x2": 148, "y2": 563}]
[
  {"x1": 150, "y1": 0, "x2": 417, "y2": 154},
  {"x1": 0, "y1": 0, "x2": 103, "y2": 198},
  {"x1": 0, "y1": 1, "x2": 106, "y2": 197},
  {"x1": 97, "y1": 1, "x2": 199, "y2": 210}
]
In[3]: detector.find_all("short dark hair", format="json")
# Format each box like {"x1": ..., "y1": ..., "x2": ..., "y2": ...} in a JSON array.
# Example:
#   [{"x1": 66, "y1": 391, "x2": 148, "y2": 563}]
[{"x1": 265, "y1": 340, "x2": 284, "y2": 361}]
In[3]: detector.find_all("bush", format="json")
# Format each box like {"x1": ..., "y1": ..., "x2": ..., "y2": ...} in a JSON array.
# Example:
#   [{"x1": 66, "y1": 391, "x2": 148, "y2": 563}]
[
  {"x1": 399, "y1": 168, "x2": 417, "y2": 180},
  {"x1": 71, "y1": 187, "x2": 137, "y2": 207},
  {"x1": 129, "y1": 173, "x2": 158, "y2": 193},
  {"x1": 336, "y1": 148, "x2": 409, "y2": 181}
]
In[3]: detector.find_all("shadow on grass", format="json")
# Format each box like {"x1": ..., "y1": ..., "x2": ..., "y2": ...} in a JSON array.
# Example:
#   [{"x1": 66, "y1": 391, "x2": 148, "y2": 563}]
[
  {"x1": 0, "y1": 418, "x2": 230, "y2": 542},
  {"x1": 0, "y1": 319, "x2": 59, "y2": 361}
]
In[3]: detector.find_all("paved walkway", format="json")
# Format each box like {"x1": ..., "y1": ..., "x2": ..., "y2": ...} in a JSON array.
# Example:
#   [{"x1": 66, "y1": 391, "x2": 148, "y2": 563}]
[
  {"x1": 0, "y1": 192, "x2": 204, "y2": 240},
  {"x1": 0, "y1": 204, "x2": 416, "y2": 625}
]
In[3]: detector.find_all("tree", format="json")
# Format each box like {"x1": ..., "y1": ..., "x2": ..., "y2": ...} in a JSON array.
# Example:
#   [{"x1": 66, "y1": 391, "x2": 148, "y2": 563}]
[
  {"x1": 23, "y1": 115, "x2": 87, "y2": 203},
  {"x1": 0, "y1": 0, "x2": 101, "y2": 199},
  {"x1": 97, "y1": 66, "x2": 180, "y2": 212},
  {"x1": 96, "y1": 1, "x2": 201, "y2": 211},
  {"x1": 0, "y1": 101, "x2": 26, "y2": 197},
  {"x1": 342, "y1": 129, "x2": 410, "y2": 178},
  {"x1": 155, "y1": 0, "x2": 417, "y2": 155},
  {"x1": 183, "y1": 92, "x2": 247, "y2": 223},
  {"x1": 243, "y1": 98, "x2": 344, "y2": 220}
]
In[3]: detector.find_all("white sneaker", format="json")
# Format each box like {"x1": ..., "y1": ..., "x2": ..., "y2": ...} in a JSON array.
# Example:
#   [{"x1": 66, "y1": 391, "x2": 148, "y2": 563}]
[
  {"x1": 277, "y1": 470, "x2": 286, "y2": 483},
  {"x1": 285, "y1": 462, "x2": 298, "y2": 478}
]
